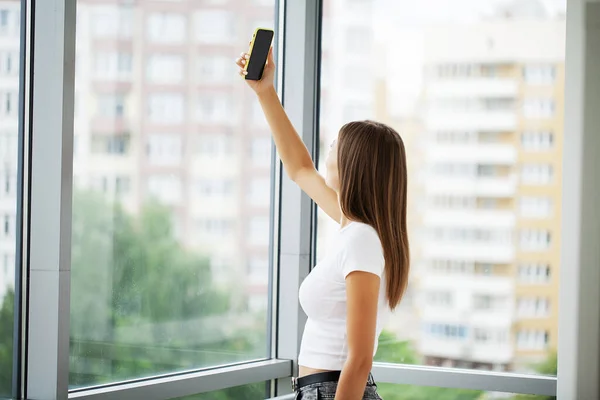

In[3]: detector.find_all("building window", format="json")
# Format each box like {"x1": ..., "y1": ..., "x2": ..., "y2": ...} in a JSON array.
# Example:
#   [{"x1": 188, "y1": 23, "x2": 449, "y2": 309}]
[
  {"x1": 0, "y1": 9, "x2": 18, "y2": 36},
  {"x1": 247, "y1": 177, "x2": 270, "y2": 206},
  {"x1": 146, "y1": 54, "x2": 184, "y2": 84},
  {"x1": 251, "y1": 102, "x2": 267, "y2": 126},
  {"x1": 473, "y1": 295, "x2": 507, "y2": 311},
  {"x1": 521, "y1": 131, "x2": 554, "y2": 151},
  {"x1": 148, "y1": 93, "x2": 185, "y2": 124},
  {"x1": 520, "y1": 230, "x2": 551, "y2": 251},
  {"x1": 115, "y1": 176, "x2": 131, "y2": 196},
  {"x1": 432, "y1": 163, "x2": 475, "y2": 177},
  {"x1": 517, "y1": 297, "x2": 551, "y2": 318},
  {"x1": 94, "y1": 52, "x2": 132, "y2": 80},
  {"x1": 519, "y1": 196, "x2": 552, "y2": 218},
  {"x1": 518, "y1": 264, "x2": 551, "y2": 284},
  {"x1": 247, "y1": 257, "x2": 268, "y2": 277},
  {"x1": 248, "y1": 216, "x2": 269, "y2": 246},
  {"x1": 0, "y1": 92, "x2": 15, "y2": 117},
  {"x1": 523, "y1": 99, "x2": 555, "y2": 118},
  {"x1": 425, "y1": 323, "x2": 468, "y2": 340},
  {"x1": 197, "y1": 55, "x2": 232, "y2": 84},
  {"x1": 196, "y1": 134, "x2": 233, "y2": 156},
  {"x1": 435, "y1": 131, "x2": 476, "y2": 144},
  {"x1": 0, "y1": 51, "x2": 17, "y2": 75},
  {"x1": 194, "y1": 11, "x2": 235, "y2": 43},
  {"x1": 91, "y1": 134, "x2": 130, "y2": 155},
  {"x1": 196, "y1": 93, "x2": 234, "y2": 124},
  {"x1": 432, "y1": 228, "x2": 512, "y2": 245},
  {"x1": 429, "y1": 260, "x2": 474, "y2": 274},
  {"x1": 196, "y1": 179, "x2": 234, "y2": 197},
  {"x1": 147, "y1": 175, "x2": 182, "y2": 205},
  {"x1": 517, "y1": 330, "x2": 550, "y2": 350},
  {"x1": 3, "y1": 170, "x2": 10, "y2": 196},
  {"x1": 196, "y1": 218, "x2": 234, "y2": 236},
  {"x1": 3, "y1": 213, "x2": 10, "y2": 236},
  {"x1": 147, "y1": 134, "x2": 183, "y2": 166},
  {"x1": 250, "y1": 137, "x2": 271, "y2": 166},
  {"x1": 430, "y1": 195, "x2": 475, "y2": 209},
  {"x1": 92, "y1": 5, "x2": 133, "y2": 38},
  {"x1": 523, "y1": 65, "x2": 556, "y2": 85},
  {"x1": 97, "y1": 94, "x2": 125, "y2": 118},
  {"x1": 521, "y1": 164, "x2": 553, "y2": 185},
  {"x1": 426, "y1": 291, "x2": 452, "y2": 308},
  {"x1": 147, "y1": 13, "x2": 186, "y2": 43}
]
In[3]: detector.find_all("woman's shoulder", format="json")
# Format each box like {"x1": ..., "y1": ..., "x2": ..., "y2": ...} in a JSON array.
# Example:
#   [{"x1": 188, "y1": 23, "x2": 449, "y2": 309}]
[
  {"x1": 341, "y1": 221, "x2": 380, "y2": 241},
  {"x1": 337, "y1": 221, "x2": 385, "y2": 277},
  {"x1": 339, "y1": 222, "x2": 383, "y2": 254}
]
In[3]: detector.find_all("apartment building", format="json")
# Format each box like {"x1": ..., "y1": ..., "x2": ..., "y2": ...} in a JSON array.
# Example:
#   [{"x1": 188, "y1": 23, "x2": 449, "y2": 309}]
[
  {"x1": 316, "y1": 0, "x2": 566, "y2": 372},
  {"x1": 71, "y1": 1, "x2": 275, "y2": 311},
  {"x1": 0, "y1": 0, "x2": 19, "y2": 302},
  {"x1": 410, "y1": 18, "x2": 565, "y2": 371}
]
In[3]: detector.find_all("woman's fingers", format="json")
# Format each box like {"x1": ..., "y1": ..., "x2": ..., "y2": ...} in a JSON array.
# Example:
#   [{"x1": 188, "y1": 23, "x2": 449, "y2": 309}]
[{"x1": 235, "y1": 52, "x2": 250, "y2": 68}]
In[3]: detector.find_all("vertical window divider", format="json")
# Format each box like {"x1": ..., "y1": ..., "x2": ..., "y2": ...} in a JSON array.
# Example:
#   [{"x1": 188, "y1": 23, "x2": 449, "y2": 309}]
[
  {"x1": 273, "y1": 0, "x2": 322, "y2": 397},
  {"x1": 26, "y1": 0, "x2": 76, "y2": 398},
  {"x1": 558, "y1": 0, "x2": 600, "y2": 398}
]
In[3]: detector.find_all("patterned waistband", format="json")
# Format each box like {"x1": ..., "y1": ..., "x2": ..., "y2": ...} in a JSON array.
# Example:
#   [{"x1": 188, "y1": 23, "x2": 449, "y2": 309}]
[{"x1": 292, "y1": 371, "x2": 376, "y2": 392}]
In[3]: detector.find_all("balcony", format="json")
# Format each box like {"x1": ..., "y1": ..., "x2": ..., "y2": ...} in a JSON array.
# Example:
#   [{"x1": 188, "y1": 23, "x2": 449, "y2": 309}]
[
  {"x1": 423, "y1": 209, "x2": 516, "y2": 229},
  {"x1": 424, "y1": 175, "x2": 518, "y2": 197},
  {"x1": 469, "y1": 342, "x2": 514, "y2": 364},
  {"x1": 425, "y1": 144, "x2": 517, "y2": 164},
  {"x1": 426, "y1": 111, "x2": 517, "y2": 131},
  {"x1": 422, "y1": 242, "x2": 515, "y2": 264},
  {"x1": 427, "y1": 78, "x2": 519, "y2": 99},
  {"x1": 418, "y1": 338, "x2": 514, "y2": 364},
  {"x1": 421, "y1": 274, "x2": 513, "y2": 293}
]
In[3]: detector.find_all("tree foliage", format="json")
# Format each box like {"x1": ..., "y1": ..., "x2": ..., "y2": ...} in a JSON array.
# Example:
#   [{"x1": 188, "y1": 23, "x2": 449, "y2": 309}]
[
  {"x1": 69, "y1": 190, "x2": 264, "y2": 388},
  {"x1": 374, "y1": 330, "x2": 483, "y2": 400},
  {"x1": 0, "y1": 288, "x2": 14, "y2": 397}
]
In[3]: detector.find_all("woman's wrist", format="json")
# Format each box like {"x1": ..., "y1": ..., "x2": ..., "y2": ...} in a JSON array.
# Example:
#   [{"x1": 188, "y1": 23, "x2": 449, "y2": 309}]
[{"x1": 255, "y1": 85, "x2": 277, "y2": 98}]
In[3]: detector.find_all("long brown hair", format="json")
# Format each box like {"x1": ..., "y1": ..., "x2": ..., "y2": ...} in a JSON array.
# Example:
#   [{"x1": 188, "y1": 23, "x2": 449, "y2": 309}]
[{"x1": 337, "y1": 120, "x2": 410, "y2": 310}]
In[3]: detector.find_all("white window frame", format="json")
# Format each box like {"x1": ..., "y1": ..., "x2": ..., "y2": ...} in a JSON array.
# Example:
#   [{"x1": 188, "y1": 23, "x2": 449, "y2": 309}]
[{"x1": 22, "y1": 1, "x2": 600, "y2": 400}]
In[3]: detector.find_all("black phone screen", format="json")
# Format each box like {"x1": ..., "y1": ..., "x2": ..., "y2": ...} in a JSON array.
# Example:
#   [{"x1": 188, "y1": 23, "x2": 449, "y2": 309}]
[{"x1": 246, "y1": 29, "x2": 274, "y2": 81}]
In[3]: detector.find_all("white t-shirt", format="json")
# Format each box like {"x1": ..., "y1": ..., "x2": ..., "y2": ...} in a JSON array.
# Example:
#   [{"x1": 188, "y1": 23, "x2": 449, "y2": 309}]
[{"x1": 298, "y1": 221, "x2": 390, "y2": 371}]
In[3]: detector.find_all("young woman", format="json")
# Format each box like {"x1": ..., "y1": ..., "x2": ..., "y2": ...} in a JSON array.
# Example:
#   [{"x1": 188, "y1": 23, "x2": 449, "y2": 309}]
[{"x1": 235, "y1": 48, "x2": 410, "y2": 400}]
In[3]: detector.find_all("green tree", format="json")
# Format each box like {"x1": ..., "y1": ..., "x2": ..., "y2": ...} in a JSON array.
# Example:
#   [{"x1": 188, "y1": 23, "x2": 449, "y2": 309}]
[
  {"x1": 0, "y1": 288, "x2": 14, "y2": 397},
  {"x1": 374, "y1": 330, "x2": 484, "y2": 400},
  {"x1": 69, "y1": 190, "x2": 265, "y2": 389},
  {"x1": 510, "y1": 352, "x2": 557, "y2": 400}
]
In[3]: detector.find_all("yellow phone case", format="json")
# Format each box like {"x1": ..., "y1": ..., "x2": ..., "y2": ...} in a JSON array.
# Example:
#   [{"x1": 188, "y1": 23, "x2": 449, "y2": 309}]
[{"x1": 244, "y1": 27, "x2": 274, "y2": 78}]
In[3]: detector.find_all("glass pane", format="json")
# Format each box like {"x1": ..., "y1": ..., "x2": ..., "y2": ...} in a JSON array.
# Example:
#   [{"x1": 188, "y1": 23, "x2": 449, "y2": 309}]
[
  {"x1": 175, "y1": 381, "x2": 268, "y2": 400},
  {"x1": 377, "y1": 384, "x2": 555, "y2": 400},
  {"x1": 0, "y1": 0, "x2": 20, "y2": 397},
  {"x1": 70, "y1": 0, "x2": 276, "y2": 387},
  {"x1": 319, "y1": 0, "x2": 565, "y2": 375}
]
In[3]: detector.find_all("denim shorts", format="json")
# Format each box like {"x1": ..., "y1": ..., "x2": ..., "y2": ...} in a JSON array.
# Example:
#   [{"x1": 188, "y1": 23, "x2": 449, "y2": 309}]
[{"x1": 294, "y1": 373, "x2": 383, "y2": 399}]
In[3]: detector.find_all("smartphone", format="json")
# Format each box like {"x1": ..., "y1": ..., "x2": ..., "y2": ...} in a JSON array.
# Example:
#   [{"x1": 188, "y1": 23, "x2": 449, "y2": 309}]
[{"x1": 245, "y1": 28, "x2": 274, "y2": 81}]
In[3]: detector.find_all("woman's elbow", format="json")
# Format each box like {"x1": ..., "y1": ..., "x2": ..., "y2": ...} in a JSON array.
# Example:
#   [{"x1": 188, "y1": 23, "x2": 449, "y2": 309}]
[{"x1": 346, "y1": 354, "x2": 373, "y2": 373}]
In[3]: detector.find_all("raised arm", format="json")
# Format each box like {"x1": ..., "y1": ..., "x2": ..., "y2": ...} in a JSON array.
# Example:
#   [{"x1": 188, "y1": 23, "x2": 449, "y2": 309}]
[{"x1": 236, "y1": 48, "x2": 341, "y2": 223}]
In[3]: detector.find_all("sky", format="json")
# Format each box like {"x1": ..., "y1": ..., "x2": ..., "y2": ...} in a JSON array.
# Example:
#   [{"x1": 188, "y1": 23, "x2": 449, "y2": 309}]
[{"x1": 370, "y1": 0, "x2": 566, "y2": 117}]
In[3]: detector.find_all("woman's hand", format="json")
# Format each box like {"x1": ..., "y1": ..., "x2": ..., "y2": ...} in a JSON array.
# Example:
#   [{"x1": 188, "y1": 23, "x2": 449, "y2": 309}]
[{"x1": 235, "y1": 47, "x2": 275, "y2": 95}]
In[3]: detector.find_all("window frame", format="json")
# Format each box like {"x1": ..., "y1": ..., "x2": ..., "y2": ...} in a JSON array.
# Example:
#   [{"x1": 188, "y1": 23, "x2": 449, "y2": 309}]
[{"x1": 20, "y1": 0, "x2": 600, "y2": 399}]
